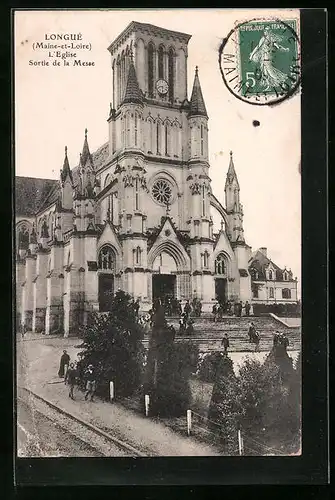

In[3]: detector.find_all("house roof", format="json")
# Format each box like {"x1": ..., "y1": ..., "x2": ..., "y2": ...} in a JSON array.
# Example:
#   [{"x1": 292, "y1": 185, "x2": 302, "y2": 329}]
[
  {"x1": 248, "y1": 249, "x2": 284, "y2": 281},
  {"x1": 16, "y1": 142, "x2": 109, "y2": 217}
]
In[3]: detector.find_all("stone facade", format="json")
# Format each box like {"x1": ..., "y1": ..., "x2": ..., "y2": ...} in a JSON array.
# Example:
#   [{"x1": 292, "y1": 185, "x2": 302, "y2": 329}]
[{"x1": 15, "y1": 22, "x2": 298, "y2": 336}]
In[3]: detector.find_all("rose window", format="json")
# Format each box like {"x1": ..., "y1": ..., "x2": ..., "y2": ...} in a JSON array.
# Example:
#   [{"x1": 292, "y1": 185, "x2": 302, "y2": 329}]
[{"x1": 152, "y1": 179, "x2": 173, "y2": 205}]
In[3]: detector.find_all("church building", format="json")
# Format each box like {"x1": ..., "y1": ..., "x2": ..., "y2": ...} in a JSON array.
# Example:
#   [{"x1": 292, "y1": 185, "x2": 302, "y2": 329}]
[{"x1": 15, "y1": 22, "x2": 298, "y2": 336}]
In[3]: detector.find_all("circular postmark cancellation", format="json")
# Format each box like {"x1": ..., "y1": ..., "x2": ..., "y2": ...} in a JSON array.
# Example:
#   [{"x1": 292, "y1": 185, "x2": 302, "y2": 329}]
[{"x1": 218, "y1": 18, "x2": 301, "y2": 106}]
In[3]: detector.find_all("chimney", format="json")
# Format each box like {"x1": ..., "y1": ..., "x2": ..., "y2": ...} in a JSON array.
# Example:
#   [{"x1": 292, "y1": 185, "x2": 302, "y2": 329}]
[{"x1": 259, "y1": 247, "x2": 267, "y2": 257}]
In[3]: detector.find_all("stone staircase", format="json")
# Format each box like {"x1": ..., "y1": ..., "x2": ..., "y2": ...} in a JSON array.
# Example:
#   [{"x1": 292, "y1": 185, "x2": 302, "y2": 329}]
[{"x1": 142, "y1": 315, "x2": 301, "y2": 353}]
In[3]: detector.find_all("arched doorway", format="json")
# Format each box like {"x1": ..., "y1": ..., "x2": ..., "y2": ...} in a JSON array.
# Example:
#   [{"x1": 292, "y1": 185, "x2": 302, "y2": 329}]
[
  {"x1": 97, "y1": 245, "x2": 116, "y2": 312},
  {"x1": 214, "y1": 253, "x2": 228, "y2": 304},
  {"x1": 152, "y1": 251, "x2": 177, "y2": 302}
]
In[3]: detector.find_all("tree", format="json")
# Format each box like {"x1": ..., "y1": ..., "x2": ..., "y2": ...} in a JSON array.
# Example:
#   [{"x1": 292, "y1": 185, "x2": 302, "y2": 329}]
[
  {"x1": 207, "y1": 355, "x2": 240, "y2": 454},
  {"x1": 198, "y1": 352, "x2": 226, "y2": 383},
  {"x1": 144, "y1": 303, "x2": 197, "y2": 417},
  {"x1": 77, "y1": 290, "x2": 145, "y2": 399}
]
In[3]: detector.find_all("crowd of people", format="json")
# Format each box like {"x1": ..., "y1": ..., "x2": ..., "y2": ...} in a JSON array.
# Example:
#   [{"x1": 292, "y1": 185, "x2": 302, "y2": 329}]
[{"x1": 212, "y1": 300, "x2": 251, "y2": 321}]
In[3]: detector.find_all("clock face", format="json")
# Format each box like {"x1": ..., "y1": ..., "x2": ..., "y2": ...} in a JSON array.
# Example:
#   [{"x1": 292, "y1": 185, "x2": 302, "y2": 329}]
[{"x1": 156, "y1": 79, "x2": 169, "y2": 95}]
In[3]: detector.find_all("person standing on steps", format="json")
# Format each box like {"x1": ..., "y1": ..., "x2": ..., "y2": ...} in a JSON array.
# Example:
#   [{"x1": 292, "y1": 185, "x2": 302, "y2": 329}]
[
  {"x1": 221, "y1": 333, "x2": 230, "y2": 354},
  {"x1": 58, "y1": 350, "x2": 70, "y2": 378},
  {"x1": 248, "y1": 322, "x2": 256, "y2": 343},
  {"x1": 245, "y1": 301, "x2": 251, "y2": 317},
  {"x1": 84, "y1": 364, "x2": 96, "y2": 402}
]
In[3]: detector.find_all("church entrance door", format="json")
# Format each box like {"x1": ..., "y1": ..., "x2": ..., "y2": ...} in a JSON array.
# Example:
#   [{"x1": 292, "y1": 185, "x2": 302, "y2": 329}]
[
  {"x1": 98, "y1": 274, "x2": 114, "y2": 312},
  {"x1": 152, "y1": 274, "x2": 176, "y2": 303},
  {"x1": 215, "y1": 278, "x2": 227, "y2": 304}
]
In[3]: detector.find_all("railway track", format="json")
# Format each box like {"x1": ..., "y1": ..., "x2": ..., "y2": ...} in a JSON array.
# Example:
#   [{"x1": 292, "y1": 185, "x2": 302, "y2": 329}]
[{"x1": 17, "y1": 386, "x2": 148, "y2": 457}]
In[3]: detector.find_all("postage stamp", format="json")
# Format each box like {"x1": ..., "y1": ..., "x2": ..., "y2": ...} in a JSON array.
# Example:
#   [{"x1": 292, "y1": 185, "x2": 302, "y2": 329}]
[{"x1": 219, "y1": 18, "x2": 301, "y2": 105}]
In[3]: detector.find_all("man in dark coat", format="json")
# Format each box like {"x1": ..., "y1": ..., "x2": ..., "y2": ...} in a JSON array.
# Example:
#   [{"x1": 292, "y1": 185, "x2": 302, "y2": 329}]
[
  {"x1": 184, "y1": 300, "x2": 191, "y2": 318},
  {"x1": 245, "y1": 301, "x2": 251, "y2": 317},
  {"x1": 134, "y1": 298, "x2": 140, "y2": 316},
  {"x1": 65, "y1": 362, "x2": 77, "y2": 400},
  {"x1": 84, "y1": 364, "x2": 96, "y2": 401},
  {"x1": 58, "y1": 350, "x2": 70, "y2": 378},
  {"x1": 221, "y1": 333, "x2": 230, "y2": 354},
  {"x1": 238, "y1": 301, "x2": 243, "y2": 317}
]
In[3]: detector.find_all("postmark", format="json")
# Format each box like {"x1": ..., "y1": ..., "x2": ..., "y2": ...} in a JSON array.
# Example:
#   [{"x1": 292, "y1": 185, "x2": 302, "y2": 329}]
[{"x1": 219, "y1": 18, "x2": 301, "y2": 106}]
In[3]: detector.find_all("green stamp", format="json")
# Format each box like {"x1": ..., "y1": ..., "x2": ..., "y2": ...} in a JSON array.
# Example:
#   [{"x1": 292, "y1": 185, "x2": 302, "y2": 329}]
[{"x1": 219, "y1": 18, "x2": 301, "y2": 105}]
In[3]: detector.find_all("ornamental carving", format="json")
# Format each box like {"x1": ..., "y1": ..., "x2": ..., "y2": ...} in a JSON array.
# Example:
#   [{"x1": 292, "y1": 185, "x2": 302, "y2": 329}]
[
  {"x1": 189, "y1": 181, "x2": 202, "y2": 195},
  {"x1": 122, "y1": 166, "x2": 134, "y2": 187}
]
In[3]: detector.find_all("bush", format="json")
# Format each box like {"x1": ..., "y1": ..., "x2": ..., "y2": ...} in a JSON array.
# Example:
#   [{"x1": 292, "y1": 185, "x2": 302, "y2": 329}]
[
  {"x1": 252, "y1": 302, "x2": 301, "y2": 317},
  {"x1": 197, "y1": 352, "x2": 226, "y2": 383},
  {"x1": 207, "y1": 352, "x2": 301, "y2": 455},
  {"x1": 77, "y1": 291, "x2": 145, "y2": 399}
]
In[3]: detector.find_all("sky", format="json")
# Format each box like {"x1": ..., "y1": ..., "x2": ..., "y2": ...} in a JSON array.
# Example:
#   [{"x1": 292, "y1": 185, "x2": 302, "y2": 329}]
[{"x1": 14, "y1": 9, "x2": 301, "y2": 293}]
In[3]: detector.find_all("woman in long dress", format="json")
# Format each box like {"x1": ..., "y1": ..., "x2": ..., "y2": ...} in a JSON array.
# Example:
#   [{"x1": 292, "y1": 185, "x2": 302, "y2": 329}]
[{"x1": 249, "y1": 26, "x2": 290, "y2": 90}]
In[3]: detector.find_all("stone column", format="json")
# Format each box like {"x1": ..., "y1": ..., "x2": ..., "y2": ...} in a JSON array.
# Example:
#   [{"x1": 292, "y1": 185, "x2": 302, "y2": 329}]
[
  {"x1": 23, "y1": 254, "x2": 36, "y2": 330},
  {"x1": 201, "y1": 272, "x2": 215, "y2": 312},
  {"x1": 32, "y1": 249, "x2": 49, "y2": 333},
  {"x1": 45, "y1": 243, "x2": 64, "y2": 335}
]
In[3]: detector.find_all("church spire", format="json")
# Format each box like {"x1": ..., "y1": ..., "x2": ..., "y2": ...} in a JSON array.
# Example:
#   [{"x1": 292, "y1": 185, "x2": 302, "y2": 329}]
[
  {"x1": 225, "y1": 151, "x2": 239, "y2": 189},
  {"x1": 60, "y1": 146, "x2": 73, "y2": 184},
  {"x1": 80, "y1": 128, "x2": 93, "y2": 167},
  {"x1": 121, "y1": 56, "x2": 143, "y2": 106},
  {"x1": 189, "y1": 66, "x2": 208, "y2": 118}
]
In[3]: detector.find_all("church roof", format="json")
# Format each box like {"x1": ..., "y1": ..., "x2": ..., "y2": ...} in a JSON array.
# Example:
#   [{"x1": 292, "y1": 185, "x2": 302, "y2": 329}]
[
  {"x1": 122, "y1": 59, "x2": 143, "y2": 105},
  {"x1": 189, "y1": 67, "x2": 208, "y2": 118},
  {"x1": 15, "y1": 177, "x2": 59, "y2": 216},
  {"x1": 16, "y1": 142, "x2": 109, "y2": 217}
]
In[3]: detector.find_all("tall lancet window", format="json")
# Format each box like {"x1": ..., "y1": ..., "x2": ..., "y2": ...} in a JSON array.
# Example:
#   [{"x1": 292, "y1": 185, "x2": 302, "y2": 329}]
[
  {"x1": 126, "y1": 113, "x2": 130, "y2": 147},
  {"x1": 200, "y1": 124, "x2": 204, "y2": 156},
  {"x1": 135, "y1": 177, "x2": 139, "y2": 211},
  {"x1": 202, "y1": 184, "x2": 206, "y2": 216},
  {"x1": 158, "y1": 46, "x2": 164, "y2": 79},
  {"x1": 148, "y1": 43, "x2": 154, "y2": 98},
  {"x1": 156, "y1": 121, "x2": 161, "y2": 154},
  {"x1": 168, "y1": 48, "x2": 174, "y2": 102},
  {"x1": 165, "y1": 123, "x2": 169, "y2": 156},
  {"x1": 134, "y1": 113, "x2": 138, "y2": 147},
  {"x1": 135, "y1": 246, "x2": 141, "y2": 265}
]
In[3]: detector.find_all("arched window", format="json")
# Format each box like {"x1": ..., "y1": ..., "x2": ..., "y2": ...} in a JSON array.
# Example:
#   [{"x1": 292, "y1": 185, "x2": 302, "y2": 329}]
[
  {"x1": 121, "y1": 116, "x2": 125, "y2": 147},
  {"x1": 147, "y1": 118, "x2": 154, "y2": 153},
  {"x1": 165, "y1": 123, "x2": 169, "y2": 155},
  {"x1": 135, "y1": 246, "x2": 141, "y2": 265},
  {"x1": 134, "y1": 113, "x2": 138, "y2": 146},
  {"x1": 282, "y1": 288, "x2": 291, "y2": 299},
  {"x1": 200, "y1": 124, "x2": 204, "y2": 156},
  {"x1": 126, "y1": 113, "x2": 130, "y2": 147},
  {"x1": 283, "y1": 271, "x2": 288, "y2": 281},
  {"x1": 168, "y1": 48, "x2": 174, "y2": 102},
  {"x1": 215, "y1": 254, "x2": 226, "y2": 275},
  {"x1": 156, "y1": 121, "x2": 161, "y2": 154},
  {"x1": 107, "y1": 194, "x2": 113, "y2": 222},
  {"x1": 203, "y1": 250, "x2": 209, "y2": 268},
  {"x1": 269, "y1": 270, "x2": 273, "y2": 280},
  {"x1": 158, "y1": 45, "x2": 164, "y2": 79},
  {"x1": 269, "y1": 287, "x2": 274, "y2": 298},
  {"x1": 202, "y1": 184, "x2": 206, "y2": 216},
  {"x1": 135, "y1": 177, "x2": 139, "y2": 211},
  {"x1": 98, "y1": 246, "x2": 116, "y2": 271},
  {"x1": 148, "y1": 43, "x2": 154, "y2": 98},
  {"x1": 17, "y1": 223, "x2": 30, "y2": 250}
]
